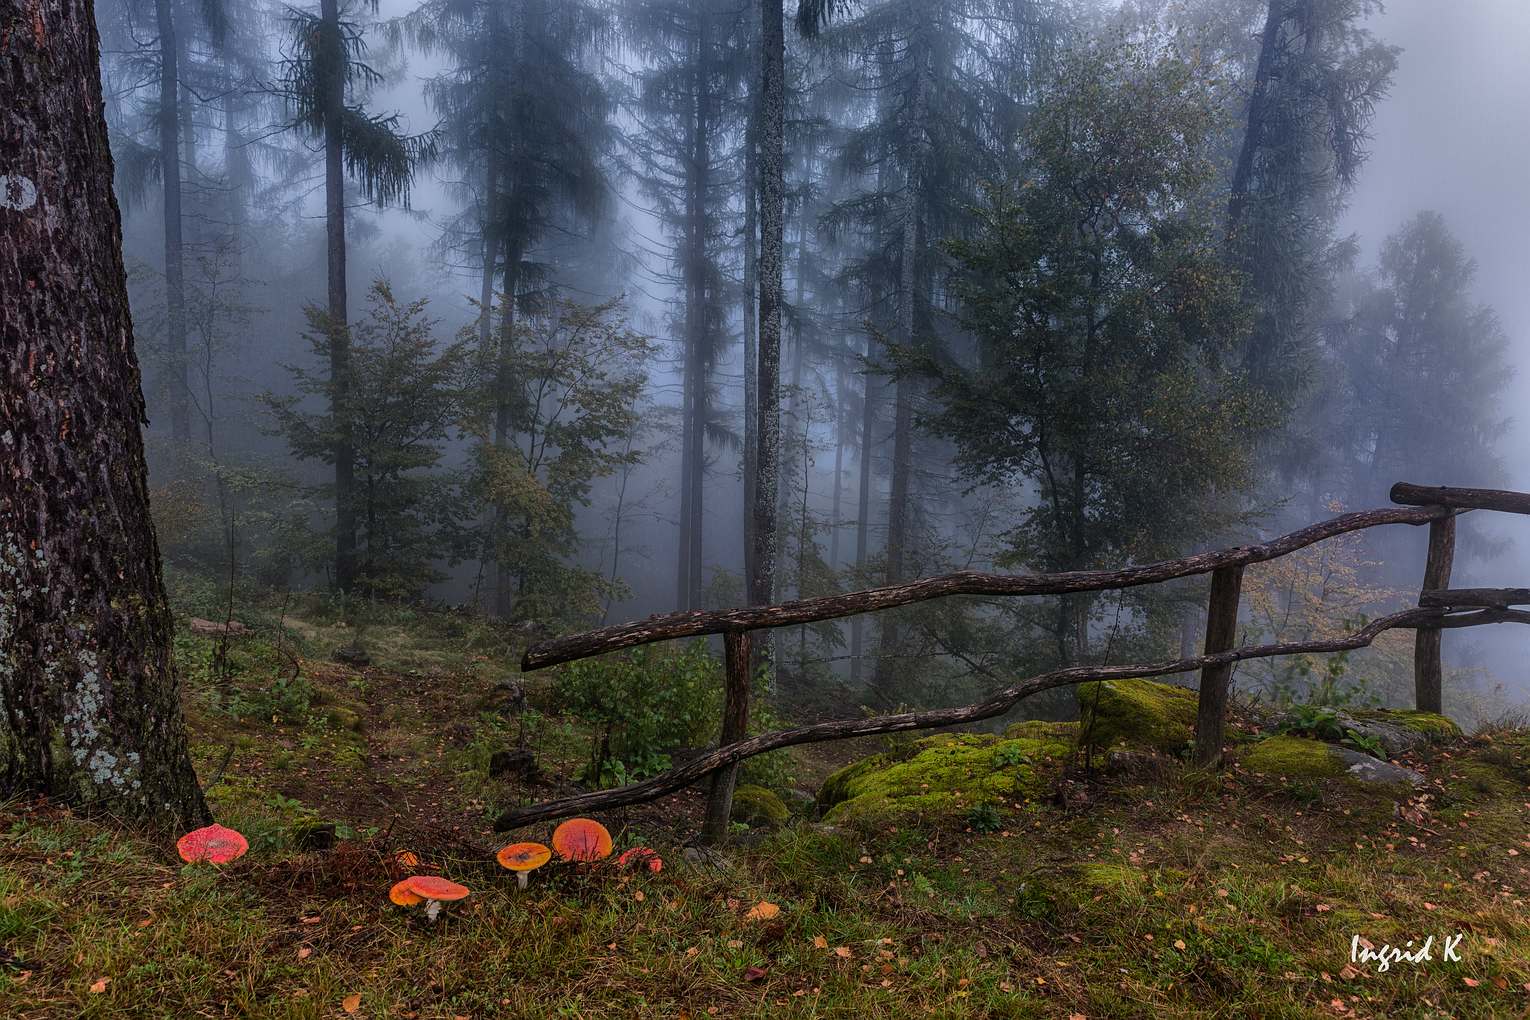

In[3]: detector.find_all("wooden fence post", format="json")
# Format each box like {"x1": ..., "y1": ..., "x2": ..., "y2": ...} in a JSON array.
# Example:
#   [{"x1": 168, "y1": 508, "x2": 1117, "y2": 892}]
[
  {"x1": 701, "y1": 631, "x2": 752, "y2": 843},
  {"x1": 1193, "y1": 564, "x2": 1244, "y2": 767},
  {"x1": 1414, "y1": 516, "x2": 1456, "y2": 714}
]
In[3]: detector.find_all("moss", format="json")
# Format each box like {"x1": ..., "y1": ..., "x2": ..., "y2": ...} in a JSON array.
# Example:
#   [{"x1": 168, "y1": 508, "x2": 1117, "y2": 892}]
[
  {"x1": 730, "y1": 785, "x2": 789, "y2": 828},
  {"x1": 1078, "y1": 678, "x2": 1197, "y2": 754},
  {"x1": 1242, "y1": 736, "x2": 1345, "y2": 780},
  {"x1": 1356, "y1": 709, "x2": 1461, "y2": 742},
  {"x1": 818, "y1": 732, "x2": 1070, "y2": 825},
  {"x1": 1076, "y1": 860, "x2": 1144, "y2": 893},
  {"x1": 1003, "y1": 719, "x2": 1080, "y2": 743}
]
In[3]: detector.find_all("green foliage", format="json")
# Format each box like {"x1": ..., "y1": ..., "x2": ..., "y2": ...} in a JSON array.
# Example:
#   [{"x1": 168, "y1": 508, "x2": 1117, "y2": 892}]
[
  {"x1": 265, "y1": 282, "x2": 472, "y2": 601},
  {"x1": 915, "y1": 37, "x2": 1264, "y2": 660},
  {"x1": 553, "y1": 642, "x2": 724, "y2": 786},
  {"x1": 469, "y1": 299, "x2": 652, "y2": 625}
]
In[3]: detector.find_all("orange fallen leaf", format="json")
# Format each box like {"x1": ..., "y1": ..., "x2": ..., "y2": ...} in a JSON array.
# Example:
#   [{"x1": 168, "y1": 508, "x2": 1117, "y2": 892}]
[
  {"x1": 833, "y1": 946, "x2": 851, "y2": 958},
  {"x1": 745, "y1": 901, "x2": 780, "y2": 921},
  {"x1": 1463, "y1": 977, "x2": 1480, "y2": 988},
  {"x1": 1173, "y1": 939, "x2": 1187, "y2": 950},
  {"x1": 812, "y1": 935, "x2": 829, "y2": 949},
  {"x1": 297, "y1": 947, "x2": 312, "y2": 960},
  {"x1": 89, "y1": 977, "x2": 110, "y2": 994},
  {"x1": 342, "y1": 992, "x2": 361, "y2": 1013}
]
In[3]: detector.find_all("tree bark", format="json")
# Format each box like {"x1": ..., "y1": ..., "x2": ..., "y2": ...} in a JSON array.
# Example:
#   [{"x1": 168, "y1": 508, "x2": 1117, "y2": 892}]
[
  {"x1": 741, "y1": 31, "x2": 760, "y2": 596},
  {"x1": 850, "y1": 331, "x2": 876, "y2": 685},
  {"x1": 701, "y1": 631, "x2": 751, "y2": 843},
  {"x1": 875, "y1": 36, "x2": 927, "y2": 699},
  {"x1": 1227, "y1": 0, "x2": 1282, "y2": 238},
  {"x1": 493, "y1": 250, "x2": 519, "y2": 620},
  {"x1": 1193, "y1": 564, "x2": 1244, "y2": 767},
  {"x1": 1414, "y1": 516, "x2": 1456, "y2": 713},
  {"x1": 750, "y1": 0, "x2": 785, "y2": 662},
  {"x1": 1, "y1": 0, "x2": 209, "y2": 828},
  {"x1": 320, "y1": 0, "x2": 356, "y2": 593},
  {"x1": 154, "y1": 0, "x2": 190, "y2": 441}
]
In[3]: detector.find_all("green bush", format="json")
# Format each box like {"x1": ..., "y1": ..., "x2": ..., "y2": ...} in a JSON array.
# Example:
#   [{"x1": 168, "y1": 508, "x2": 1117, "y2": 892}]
[{"x1": 553, "y1": 641, "x2": 794, "y2": 788}]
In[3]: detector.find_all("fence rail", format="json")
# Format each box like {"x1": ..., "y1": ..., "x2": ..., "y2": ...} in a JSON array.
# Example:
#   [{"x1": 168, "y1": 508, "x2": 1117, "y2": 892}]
[{"x1": 495, "y1": 483, "x2": 1530, "y2": 834}]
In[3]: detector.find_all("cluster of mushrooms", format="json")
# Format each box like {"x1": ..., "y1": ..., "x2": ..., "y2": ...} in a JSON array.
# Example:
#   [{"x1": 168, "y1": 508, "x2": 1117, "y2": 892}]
[{"x1": 177, "y1": 817, "x2": 663, "y2": 922}]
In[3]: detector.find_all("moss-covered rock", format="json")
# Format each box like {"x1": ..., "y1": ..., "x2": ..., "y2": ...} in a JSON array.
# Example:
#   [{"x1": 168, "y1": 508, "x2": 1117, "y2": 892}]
[
  {"x1": 816, "y1": 731, "x2": 1071, "y2": 825},
  {"x1": 1243, "y1": 735, "x2": 1423, "y2": 791},
  {"x1": 1243, "y1": 735, "x2": 1347, "y2": 780},
  {"x1": 1361, "y1": 709, "x2": 1461, "y2": 742},
  {"x1": 730, "y1": 785, "x2": 790, "y2": 828},
  {"x1": 1078, "y1": 679, "x2": 1197, "y2": 754}
]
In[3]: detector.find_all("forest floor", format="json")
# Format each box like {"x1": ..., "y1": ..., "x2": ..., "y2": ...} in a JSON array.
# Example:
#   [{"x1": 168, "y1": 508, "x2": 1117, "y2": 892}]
[{"x1": 4, "y1": 593, "x2": 1530, "y2": 1018}]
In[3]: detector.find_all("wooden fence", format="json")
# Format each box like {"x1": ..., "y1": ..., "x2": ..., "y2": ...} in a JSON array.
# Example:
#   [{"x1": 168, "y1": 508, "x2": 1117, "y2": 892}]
[{"x1": 494, "y1": 482, "x2": 1530, "y2": 835}]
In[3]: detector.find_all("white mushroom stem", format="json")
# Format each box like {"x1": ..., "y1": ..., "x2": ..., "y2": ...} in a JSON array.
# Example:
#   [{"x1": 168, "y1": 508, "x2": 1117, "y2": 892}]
[
  {"x1": 425, "y1": 899, "x2": 442, "y2": 921},
  {"x1": 516, "y1": 871, "x2": 529, "y2": 889}
]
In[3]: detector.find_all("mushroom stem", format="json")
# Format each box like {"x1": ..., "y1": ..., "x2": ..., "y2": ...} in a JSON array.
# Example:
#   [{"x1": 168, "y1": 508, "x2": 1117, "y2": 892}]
[
  {"x1": 425, "y1": 899, "x2": 441, "y2": 922},
  {"x1": 516, "y1": 871, "x2": 529, "y2": 890}
]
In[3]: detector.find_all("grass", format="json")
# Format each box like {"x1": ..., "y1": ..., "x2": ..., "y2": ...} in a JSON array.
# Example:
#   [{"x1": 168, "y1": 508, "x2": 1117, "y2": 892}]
[{"x1": 5, "y1": 595, "x2": 1530, "y2": 1017}]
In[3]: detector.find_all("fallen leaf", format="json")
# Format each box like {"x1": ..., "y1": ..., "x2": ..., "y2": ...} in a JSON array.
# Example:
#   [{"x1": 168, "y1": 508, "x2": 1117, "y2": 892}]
[
  {"x1": 297, "y1": 947, "x2": 312, "y2": 960},
  {"x1": 812, "y1": 935, "x2": 829, "y2": 949},
  {"x1": 1315, "y1": 904, "x2": 1332, "y2": 913},
  {"x1": 745, "y1": 901, "x2": 780, "y2": 921},
  {"x1": 726, "y1": 939, "x2": 743, "y2": 949},
  {"x1": 833, "y1": 946, "x2": 852, "y2": 959},
  {"x1": 342, "y1": 993, "x2": 361, "y2": 1013},
  {"x1": 1463, "y1": 977, "x2": 1480, "y2": 988},
  {"x1": 742, "y1": 966, "x2": 768, "y2": 982},
  {"x1": 1173, "y1": 939, "x2": 1187, "y2": 950},
  {"x1": 89, "y1": 977, "x2": 110, "y2": 994}
]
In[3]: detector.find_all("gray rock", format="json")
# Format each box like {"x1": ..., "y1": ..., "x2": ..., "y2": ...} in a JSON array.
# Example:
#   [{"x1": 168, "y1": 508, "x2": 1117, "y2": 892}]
[
  {"x1": 1334, "y1": 746, "x2": 1424, "y2": 787},
  {"x1": 1333, "y1": 714, "x2": 1429, "y2": 757}
]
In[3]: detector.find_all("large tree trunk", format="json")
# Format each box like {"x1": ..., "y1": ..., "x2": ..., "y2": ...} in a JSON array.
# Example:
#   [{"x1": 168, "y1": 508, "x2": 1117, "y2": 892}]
[
  {"x1": 1, "y1": 0, "x2": 209, "y2": 828},
  {"x1": 677, "y1": 21, "x2": 710, "y2": 611},
  {"x1": 1226, "y1": 0, "x2": 1283, "y2": 239},
  {"x1": 320, "y1": 0, "x2": 356, "y2": 593},
  {"x1": 493, "y1": 252, "x2": 520, "y2": 620},
  {"x1": 740, "y1": 30, "x2": 760, "y2": 595},
  {"x1": 155, "y1": 0, "x2": 190, "y2": 441},
  {"x1": 874, "y1": 39, "x2": 927, "y2": 700},
  {"x1": 750, "y1": 0, "x2": 784, "y2": 619},
  {"x1": 849, "y1": 331, "x2": 877, "y2": 686}
]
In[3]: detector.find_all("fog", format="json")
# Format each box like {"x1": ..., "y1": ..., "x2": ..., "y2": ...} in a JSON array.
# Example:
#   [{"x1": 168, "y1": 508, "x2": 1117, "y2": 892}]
[{"x1": 94, "y1": 0, "x2": 1530, "y2": 721}]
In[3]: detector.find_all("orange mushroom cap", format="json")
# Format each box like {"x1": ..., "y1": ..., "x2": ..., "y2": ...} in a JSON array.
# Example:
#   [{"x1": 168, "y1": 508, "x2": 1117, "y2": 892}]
[
  {"x1": 404, "y1": 876, "x2": 470, "y2": 901},
  {"x1": 176, "y1": 823, "x2": 249, "y2": 865},
  {"x1": 497, "y1": 842, "x2": 552, "y2": 872},
  {"x1": 389, "y1": 879, "x2": 424, "y2": 906},
  {"x1": 552, "y1": 818, "x2": 613, "y2": 862},
  {"x1": 617, "y1": 847, "x2": 663, "y2": 874}
]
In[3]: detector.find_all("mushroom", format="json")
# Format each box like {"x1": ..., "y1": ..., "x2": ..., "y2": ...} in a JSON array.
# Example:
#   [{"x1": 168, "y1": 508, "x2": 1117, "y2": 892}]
[
  {"x1": 496, "y1": 842, "x2": 552, "y2": 889},
  {"x1": 388, "y1": 875, "x2": 470, "y2": 921},
  {"x1": 617, "y1": 846, "x2": 663, "y2": 874},
  {"x1": 176, "y1": 823, "x2": 249, "y2": 865},
  {"x1": 551, "y1": 818, "x2": 613, "y2": 863}
]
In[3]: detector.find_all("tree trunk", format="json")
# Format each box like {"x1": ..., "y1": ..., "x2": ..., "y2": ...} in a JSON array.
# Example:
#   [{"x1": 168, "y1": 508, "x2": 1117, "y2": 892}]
[
  {"x1": 155, "y1": 0, "x2": 190, "y2": 441},
  {"x1": 320, "y1": 0, "x2": 356, "y2": 593},
  {"x1": 874, "y1": 39, "x2": 926, "y2": 700},
  {"x1": 829, "y1": 340, "x2": 846, "y2": 569},
  {"x1": 741, "y1": 31, "x2": 760, "y2": 595},
  {"x1": 1, "y1": 0, "x2": 209, "y2": 828},
  {"x1": 493, "y1": 252, "x2": 519, "y2": 620},
  {"x1": 850, "y1": 332, "x2": 877, "y2": 686},
  {"x1": 751, "y1": 0, "x2": 784, "y2": 624},
  {"x1": 701, "y1": 632, "x2": 752, "y2": 843},
  {"x1": 1227, "y1": 0, "x2": 1282, "y2": 238}
]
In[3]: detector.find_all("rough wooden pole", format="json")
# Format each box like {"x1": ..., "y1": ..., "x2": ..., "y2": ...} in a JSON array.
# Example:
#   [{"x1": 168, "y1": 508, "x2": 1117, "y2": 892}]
[
  {"x1": 701, "y1": 631, "x2": 752, "y2": 843},
  {"x1": 1193, "y1": 564, "x2": 1244, "y2": 767},
  {"x1": 1414, "y1": 516, "x2": 1456, "y2": 714}
]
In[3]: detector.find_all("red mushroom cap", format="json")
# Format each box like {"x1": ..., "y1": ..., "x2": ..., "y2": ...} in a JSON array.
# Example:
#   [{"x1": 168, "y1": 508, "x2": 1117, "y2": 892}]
[
  {"x1": 176, "y1": 823, "x2": 249, "y2": 865},
  {"x1": 552, "y1": 818, "x2": 613, "y2": 862},
  {"x1": 404, "y1": 875, "x2": 470, "y2": 901},
  {"x1": 617, "y1": 847, "x2": 663, "y2": 873}
]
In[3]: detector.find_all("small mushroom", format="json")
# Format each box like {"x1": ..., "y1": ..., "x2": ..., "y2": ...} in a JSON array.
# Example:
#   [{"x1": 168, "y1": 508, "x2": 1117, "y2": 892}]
[
  {"x1": 617, "y1": 846, "x2": 663, "y2": 874},
  {"x1": 176, "y1": 823, "x2": 249, "y2": 865},
  {"x1": 551, "y1": 818, "x2": 613, "y2": 863},
  {"x1": 389, "y1": 875, "x2": 469, "y2": 921},
  {"x1": 496, "y1": 842, "x2": 552, "y2": 889}
]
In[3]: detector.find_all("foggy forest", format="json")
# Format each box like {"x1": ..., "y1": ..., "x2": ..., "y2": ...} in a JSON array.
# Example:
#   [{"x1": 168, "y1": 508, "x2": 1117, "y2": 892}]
[{"x1": 4, "y1": 0, "x2": 1530, "y2": 1015}]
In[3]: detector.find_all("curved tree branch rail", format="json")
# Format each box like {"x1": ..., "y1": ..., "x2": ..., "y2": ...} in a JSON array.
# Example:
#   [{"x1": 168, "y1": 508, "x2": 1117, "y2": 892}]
[{"x1": 499, "y1": 483, "x2": 1530, "y2": 832}]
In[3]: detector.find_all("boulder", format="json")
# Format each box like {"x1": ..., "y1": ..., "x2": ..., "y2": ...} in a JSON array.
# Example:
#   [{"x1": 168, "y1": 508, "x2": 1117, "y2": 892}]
[
  {"x1": 815, "y1": 731, "x2": 1072, "y2": 825},
  {"x1": 730, "y1": 785, "x2": 790, "y2": 828},
  {"x1": 777, "y1": 787, "x2": 818, "y2": 816},
  {"x1": 1276, "y1": 707, "x2": 1462, "y2": 758},
  {"x1": 1078, "y1": 678, "x2": 1197, "y2": 754},
  {"x1": 1243, "y1": 735, "x2": 1422, "y2": 790},
  {"x1": 488, "y1": 748, "x2": 541, "y2": 782}
]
